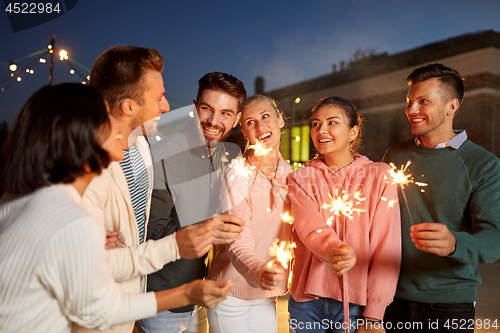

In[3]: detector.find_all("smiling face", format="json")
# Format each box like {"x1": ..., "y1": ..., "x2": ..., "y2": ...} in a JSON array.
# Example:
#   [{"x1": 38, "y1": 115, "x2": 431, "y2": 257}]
[
  {"x1": 311, "y1": 105, "x2": 358, "y2": 160},
  {"x1": 101, "y1": 114, "x2": 124, "y2": 162},
  {"x1": 130, "y1": 69, "x2": 170, "y2": 136},
  {"x1": 405, "y1": 77, "x2": 457, "y2": 145},
  {"x1": 241, "y1": 99, "x2": 284, "y2": 151},
  {"x1": 196, "y1": 89, "x2": 240, "y2": 143}
]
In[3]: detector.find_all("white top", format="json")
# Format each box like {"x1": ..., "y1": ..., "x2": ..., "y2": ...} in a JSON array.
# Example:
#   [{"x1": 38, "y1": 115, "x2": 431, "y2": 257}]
[
  {"x1": 80, "y1": 136, "x2": 180, "y2": 333},
  {"x1": 0, "y1": 184, "x2": 157, "y2": 333}
]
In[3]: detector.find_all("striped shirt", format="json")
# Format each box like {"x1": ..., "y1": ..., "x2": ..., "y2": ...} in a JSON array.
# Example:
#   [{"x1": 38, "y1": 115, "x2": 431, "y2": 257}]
[{"x1": 120, "y1": 144, "x2": 149, "y2": 243}]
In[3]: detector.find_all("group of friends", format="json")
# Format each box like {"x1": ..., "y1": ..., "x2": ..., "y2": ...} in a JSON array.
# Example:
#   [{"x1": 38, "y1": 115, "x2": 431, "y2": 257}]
[{"x1": 0, "y1": 45, "x2": 499, "y2": 333}]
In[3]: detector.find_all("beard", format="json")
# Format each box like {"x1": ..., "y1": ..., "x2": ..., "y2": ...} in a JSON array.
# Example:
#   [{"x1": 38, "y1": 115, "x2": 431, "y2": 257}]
[{"x1": 200, "y1": 120, "x2": 231, "y2": 143}]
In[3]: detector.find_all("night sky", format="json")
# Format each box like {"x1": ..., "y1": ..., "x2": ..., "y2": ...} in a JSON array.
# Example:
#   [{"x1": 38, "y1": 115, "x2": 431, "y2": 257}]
[{"x1": 1, "y1": 0, "x2": 500, "y2": 125}]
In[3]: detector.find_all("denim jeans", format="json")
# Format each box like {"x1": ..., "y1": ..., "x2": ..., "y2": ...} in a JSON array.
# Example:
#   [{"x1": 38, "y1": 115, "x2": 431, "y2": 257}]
[
  {"x1": 135, "y1": 306, "x2": 208, "y2": 333},
  {"x1": 384, "y1": 298, "x2": 475, "y2": 333},
  {"x1": 288, "y1": 295, "x2": 364, "y2": 333}
]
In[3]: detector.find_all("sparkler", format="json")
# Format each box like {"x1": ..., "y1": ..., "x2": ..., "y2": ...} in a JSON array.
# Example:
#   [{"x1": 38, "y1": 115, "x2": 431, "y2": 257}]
[
  {"x1": 385, "y1": 161, "x2": 428, "y2": 225},
  {"x1": 321, "y1": 189, "x2": 366, "y2": 221},
  {"x1": 240, "y1": 140, "x2": 273, "y2": 218},
  {"x1": 320, "y1": 189, "x2": 365, "y2": 333},
  {"x1": 248, "y1": 140, "x2": 273, "y2": 156},
  {"x1": 267, "y1": 212, "x2": 295, "y2": 280},
  {"x1": 228, "y1": 157, "x2": 254, "y2": 180},
  {"x1": 281, "y1": 212, "x2": 293, "y2": 225},
  {"x1": 267, "y1": 238, "x2": 296, "y2": 269}
]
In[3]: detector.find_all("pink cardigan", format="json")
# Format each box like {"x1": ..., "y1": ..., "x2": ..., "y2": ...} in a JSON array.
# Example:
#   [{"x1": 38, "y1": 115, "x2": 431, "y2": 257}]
[
  {"x1": 288, "y1": 155, "x2": 401, "y2": 320},
  {"x1": 210, "y1": 155, "x2": 292, "y2": 300}
]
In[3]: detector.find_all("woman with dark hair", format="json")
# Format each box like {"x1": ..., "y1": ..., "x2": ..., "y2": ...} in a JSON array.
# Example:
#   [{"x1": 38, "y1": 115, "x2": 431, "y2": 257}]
[
  {"x1": 0, "y1": 83, "x2": 230, "y2": 333},
  {"x1": 287, "y1": 97, "x2": 401, "y2": 332}
]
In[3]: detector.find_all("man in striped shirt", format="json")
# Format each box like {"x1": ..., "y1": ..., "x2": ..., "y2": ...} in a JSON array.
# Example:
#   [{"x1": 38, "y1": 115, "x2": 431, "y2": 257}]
[{"x1": 81, "y1": 46, "x2": 221, "y2": 333}]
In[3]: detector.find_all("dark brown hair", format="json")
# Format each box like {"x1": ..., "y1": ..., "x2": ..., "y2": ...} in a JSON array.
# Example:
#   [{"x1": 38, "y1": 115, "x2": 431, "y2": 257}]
[
  {"x1": 90, "y1": 45, "x2": 163, "y2": 111},
  {"x1": 407, "y1": 63, "x2": 465, "y2": 103},
  {"x1": 311, "y1": 96, "x2": 364, "y2": 153},
  {"x1": 196, "y1": 72, "x2": 247, "y2": 110},
  {"x1": 0, "y1": 83, "x2": 111, "y2": 195}
]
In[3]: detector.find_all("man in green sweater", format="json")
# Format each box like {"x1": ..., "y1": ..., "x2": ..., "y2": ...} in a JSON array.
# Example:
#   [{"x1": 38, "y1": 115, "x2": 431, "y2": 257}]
[{"x1": 383, "y1": 63, "x2": 500, "y2": 332}]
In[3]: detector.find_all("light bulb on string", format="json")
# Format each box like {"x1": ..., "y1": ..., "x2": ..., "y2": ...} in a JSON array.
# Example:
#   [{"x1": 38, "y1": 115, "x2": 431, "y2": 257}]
[{"x1": 59, "y1": 50, "x2": 68, "y2": 61}]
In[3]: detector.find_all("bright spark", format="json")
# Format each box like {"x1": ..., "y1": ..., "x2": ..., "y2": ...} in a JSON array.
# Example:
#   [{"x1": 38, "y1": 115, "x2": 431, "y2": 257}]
[
  {"x1": 268, "y1": 238, "x2": 296, "y2": 269},
  {"x1": 248, "y1": 140, "x2": 272, "y2": 156},
  {"x1": 388, "y1": 161, "x2": 413, "y2": 189},
  {"x1": 322, "y1": 189, "x2": 366, "y2": 220},
  {"x1": 229, "y1": 157, "x2": 253, "y2": 179},
  {"x1": 281, "y1": 212, "x2": 294, "y2": 225}
]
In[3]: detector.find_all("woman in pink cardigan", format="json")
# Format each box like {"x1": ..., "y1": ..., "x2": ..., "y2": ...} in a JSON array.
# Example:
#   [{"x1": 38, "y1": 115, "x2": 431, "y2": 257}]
[
  {"x1": 207, "y1": 95, "x2": 292, "y2": 333},
  {"x1": 287, "y1": 97, "x2": 401, "y2": 333}
]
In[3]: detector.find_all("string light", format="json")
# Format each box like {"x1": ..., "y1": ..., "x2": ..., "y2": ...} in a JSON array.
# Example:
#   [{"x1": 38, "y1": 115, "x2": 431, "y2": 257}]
[
  {"x1": 59, "y1": 50, "x2": 68, "y2": 60},
  {"x1": 1, "y1": 38, "x2": 91, "y2": 91}
]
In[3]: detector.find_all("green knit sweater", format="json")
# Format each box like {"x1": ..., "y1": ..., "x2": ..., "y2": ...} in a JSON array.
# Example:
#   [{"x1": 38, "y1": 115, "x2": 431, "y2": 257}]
[{"x1": 383, "y1": 139, "x2": 500, "y2": 303}]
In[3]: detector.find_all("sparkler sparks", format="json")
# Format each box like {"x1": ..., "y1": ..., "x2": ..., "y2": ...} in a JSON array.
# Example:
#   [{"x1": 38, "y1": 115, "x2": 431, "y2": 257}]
[
  {"x1": 229, "y1": 157, "x2": 254, "y2": 180},
  {"x1": 387, "y1": 161, "x2": 413, "y2": 189},
  {"x1": 281, "y1": 212, "x2": 294, "y2": 225},
  {"x1": 267, "y1": 238, "x2": 296, "y2": 269},
  {"x1": 322, "y1": 189, "x2": 366, "y2": 220},
  {"x1": 386, "y1": 161, "x2": 428, "y2": 225},
  {"x1": 248, "y1": 140, "x2": 273, "y2": 156}
]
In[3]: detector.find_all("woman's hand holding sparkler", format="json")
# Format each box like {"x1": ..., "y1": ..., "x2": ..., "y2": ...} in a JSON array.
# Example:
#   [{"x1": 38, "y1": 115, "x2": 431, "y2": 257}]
[
  {"x1": 329, "y1": 244, "x2": 356, "y2": 276},
  {"x1": 210, "y1": 214, "x2": 245, "y2": 245},
  {"x1": 410, "y1": 222, "x2": 456, "y2": 256},
  {"x1": 260, "y1": 262, "x2": 285, "y2": 291}
]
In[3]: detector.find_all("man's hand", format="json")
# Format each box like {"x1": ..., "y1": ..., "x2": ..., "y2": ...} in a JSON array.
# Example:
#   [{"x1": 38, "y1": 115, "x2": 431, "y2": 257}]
[
  {"x1": 410, "y1": 222, "x2": 456, "y2": 256},
  {"x1": 329, "y1": 244, "x2": 356, "y2": 276},
  {"x1": 260, "y1": 262, "x2": 285, "y2": 291},
  {"x1": 210, "y1": 214, "x2": 245, "y2": 245},
  {"x1": 176, "y1": 220, "x2": 215, "y2": 259},
  {"x1": 185, "y1": 279, "x2": 232, "y2": 309}
]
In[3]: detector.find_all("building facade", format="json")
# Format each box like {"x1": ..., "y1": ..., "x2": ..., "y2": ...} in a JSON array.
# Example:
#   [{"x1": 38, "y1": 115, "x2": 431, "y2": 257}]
[{"x1": 251, "y1": 30, "x2": 500, "y2": 163}]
